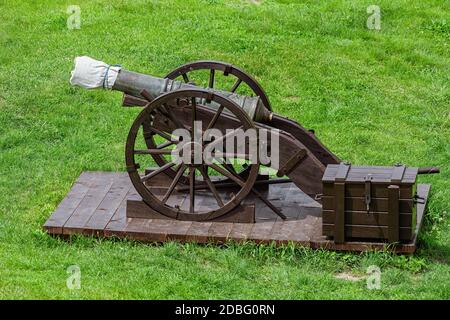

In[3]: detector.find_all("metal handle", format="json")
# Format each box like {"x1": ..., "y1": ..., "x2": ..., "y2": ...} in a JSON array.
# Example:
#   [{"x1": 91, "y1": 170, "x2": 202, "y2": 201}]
[
  {"x1": 364, "y1": 175, "x2": 373, "y2": 214},
  {"x1": 418, "y1": 167, "x2": 440, "y2": 175},
  {"x1": 414, "y1": 194, "x2": 426, "y2": 204}
]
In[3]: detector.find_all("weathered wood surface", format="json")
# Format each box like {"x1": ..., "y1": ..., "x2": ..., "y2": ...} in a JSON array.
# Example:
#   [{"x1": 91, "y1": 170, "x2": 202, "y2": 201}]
[
  {"x1": 322, "y1": 164, "x2": 419, "y2": 242},
  {"x1": 127, "y1": 199, "x2": 256, "y2": 223},
  {"x1": 43, "y1": 172, "x2": 430, "y2": 253},
  {"x1": 323, "y1": 165, "x2": 418, "y2": 183}
]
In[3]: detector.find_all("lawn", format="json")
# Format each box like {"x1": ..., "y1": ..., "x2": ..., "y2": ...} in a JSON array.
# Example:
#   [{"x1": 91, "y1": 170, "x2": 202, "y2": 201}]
[{"x1": 0, "y1": 0, "x2": 449, "y2": 299}]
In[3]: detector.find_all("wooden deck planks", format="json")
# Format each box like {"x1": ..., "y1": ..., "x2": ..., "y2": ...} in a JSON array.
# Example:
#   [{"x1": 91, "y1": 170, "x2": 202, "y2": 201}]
[
  {"x1": 228, "y1": 223, "x2": 254, "y2": 242},
  {"x1": 83, "y1": 173, "x2": 132, "y2": 235},
  {"x1": 271, "y1": 221, "x2": 298, "y2": 244},
  {"x1": 104, "y1": 190, "x2": 139, "y2": 236},
  {"x1": 43, "y1": 172, "x2": 94, "y2": 234},
  {"x1": 62, "y1": 172, "x2": 115, "y2": 235},
  {"x1": 44, "y1": 172, "x2": 430, "y2": 253},
  {"x1": 208, "y1": 222, "x2": 234, "y2": 242},
  {"x1": 248, "y1": 221, "x2": 277, "y2": 244},
  {"x1": 185, "y1": 222, "x2": 213, "y2": 243}
]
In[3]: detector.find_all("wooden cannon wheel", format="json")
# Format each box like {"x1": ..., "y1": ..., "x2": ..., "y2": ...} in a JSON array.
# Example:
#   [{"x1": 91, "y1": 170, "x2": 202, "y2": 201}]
[
  {"x1": 142, "y1": 60, "x2": 271, "y2": 184},
  {"x1": 145, "y1": 60, "x2": 271, "y2": 182},
  {"x1": 125, "y1": 88, "x2": 261, "y2": 221},
  {"x1": 165, "y1": 60, "x2": 272, "y2": 111}
]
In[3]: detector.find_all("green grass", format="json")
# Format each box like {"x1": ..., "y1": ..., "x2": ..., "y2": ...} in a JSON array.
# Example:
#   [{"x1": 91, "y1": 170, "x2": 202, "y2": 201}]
[{"x1": 0, "y1": 0, "x2": 449, "y2": 299}]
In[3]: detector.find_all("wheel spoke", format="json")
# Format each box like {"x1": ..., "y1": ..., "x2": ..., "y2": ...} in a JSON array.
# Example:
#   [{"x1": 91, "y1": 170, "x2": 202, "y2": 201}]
[
  {"x1": 250, "y1": 187, "x2": 286, "y2": 220},
  {"x1": 141, "y1": 162, "x2": 175, "y2": 183},
  {"x1": 215, "y1": 161, "x2": 286, "y2": 220},
  {"x1": 134, "y1": 149, "x2": 173, "y2": 155},
  {"x1": 221, "y1": 160, "x2": 238, "y2": 176},
  {"x1": 208, "y1": 163, "x2": 245, "y2": 187},
  {"x1": 156, "y1": 141, "x2": 174, "y2": 149},
  {"x1": 209, "y1": 69, "x2": 215, "y2": 88},
  {"x1": 175, "y1": 178, "x2": 292, "y2": 192},
  {"x1": 230, "y1": 78, "x2": 242, "y2": 93},
  {"x1": 206, "y1": 125, "x2": 243, "y2": 150},
  {"x1": 191, "y1": 97, "x2": 197, "y2": 137},
  {"x1": 206, "y1": 105, "x2": 224, "y2": 131},
  {"x1": 182, "y1": 73, "x2": 189, "y2": 83},
  {"x1": 144, "y1": 127, "x2": 175, "y2": 143},
  {"x1": 189, "y1": 167, "x2": 196, "y2": 213},
  {"x1": 200, "y1": 166, "x2": 223, "y2": 207},
  {"x1": 212, "y1": 153, "x2": 251, "y2": 161},
  {"x1": 161, "y1": 103, "x2": 185, "y2": 129},
  {"x1": 162, "y1": 164, "x2": 187, "y2": 203}
]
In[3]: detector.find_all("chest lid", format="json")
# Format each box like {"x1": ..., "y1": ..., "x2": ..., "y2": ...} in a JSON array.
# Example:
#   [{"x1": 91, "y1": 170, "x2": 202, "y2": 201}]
[{"x1": 323, "y1": 163, "x2": 418, "y2": 184}]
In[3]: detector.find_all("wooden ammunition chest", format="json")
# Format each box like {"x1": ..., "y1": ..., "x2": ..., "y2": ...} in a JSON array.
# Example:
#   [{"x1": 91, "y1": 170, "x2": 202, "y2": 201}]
[{"x1": 322, "y1": 163, "x2": 419, "y2": 244}]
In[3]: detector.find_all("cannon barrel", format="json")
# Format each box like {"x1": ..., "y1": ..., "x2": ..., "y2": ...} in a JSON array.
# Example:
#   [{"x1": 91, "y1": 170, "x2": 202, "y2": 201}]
[{"x1": 70, "y1": 56, "x2": 272, "y2": 122}]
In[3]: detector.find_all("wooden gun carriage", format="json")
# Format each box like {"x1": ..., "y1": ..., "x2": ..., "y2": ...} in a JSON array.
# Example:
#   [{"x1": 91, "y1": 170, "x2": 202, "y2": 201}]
[
  {"x1": 114, "y1": 60, "x2": 339, "y2": 222},
  {"x1": 44, "y1": 57, "x2": 438, "y2": 252}
]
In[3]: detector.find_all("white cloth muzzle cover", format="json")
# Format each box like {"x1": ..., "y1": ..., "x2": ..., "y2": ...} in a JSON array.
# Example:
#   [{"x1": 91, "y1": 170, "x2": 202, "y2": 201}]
[{"x1": 70, "y1": 56, "x2": 121, "y2": 89}]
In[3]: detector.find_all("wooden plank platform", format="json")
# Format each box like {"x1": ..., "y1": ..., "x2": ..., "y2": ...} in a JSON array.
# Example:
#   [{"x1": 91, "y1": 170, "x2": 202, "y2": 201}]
[{"x1": 43, "y1": 172, "x2": 431, "y2": 253}]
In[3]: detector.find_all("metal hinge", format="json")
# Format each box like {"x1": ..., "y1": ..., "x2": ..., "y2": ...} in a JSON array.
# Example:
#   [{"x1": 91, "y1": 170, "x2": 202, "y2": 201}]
[{"x1": 364, "y1": 174, "x2": 373, "y2": 213}]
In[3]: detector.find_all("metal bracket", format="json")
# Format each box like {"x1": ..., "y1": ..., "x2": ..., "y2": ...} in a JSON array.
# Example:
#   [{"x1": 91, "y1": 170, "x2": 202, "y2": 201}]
[
  {"x1": 223, "y1": 64, "x2": 233, "y2": 76},
  {"x1": 364, "y1": 174, "x2": 373, "y2": 213},
  {"x1": 122, "y1": 94, "x2": 148, "y2": 107},
  {"x1": 143, "y1": 130, "x2": 154, "y2": 140},
  {"x1": 276, "y1": 148, "x2": 307, "y2": 177},
  {"x1": 126, "y1": 163, "x2": 140, "y2": 173},
  {"x1": 140, "y1": 89, "x2": 156, "y2": 102},
  {"x1": 206, "y1": 91, "x2": 214, "y2": 104},
  {"x1": 414, "y1": 194, "x2": 426, "y2": 204}
]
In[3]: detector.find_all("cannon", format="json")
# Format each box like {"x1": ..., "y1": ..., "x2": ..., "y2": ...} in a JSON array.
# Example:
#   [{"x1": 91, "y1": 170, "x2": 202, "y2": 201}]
[
  {"x1": 69, "y1": 56, "x2": 438, "y2": 246},
  {"x1": 71, "y1": 56, "x2": 340, "y2": 222}
]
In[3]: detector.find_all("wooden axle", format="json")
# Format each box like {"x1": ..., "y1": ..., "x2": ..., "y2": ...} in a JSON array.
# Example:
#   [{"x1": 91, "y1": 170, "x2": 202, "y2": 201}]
[{"x1": 175, "y1": 178, "x2": 292, "y2": 192}]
